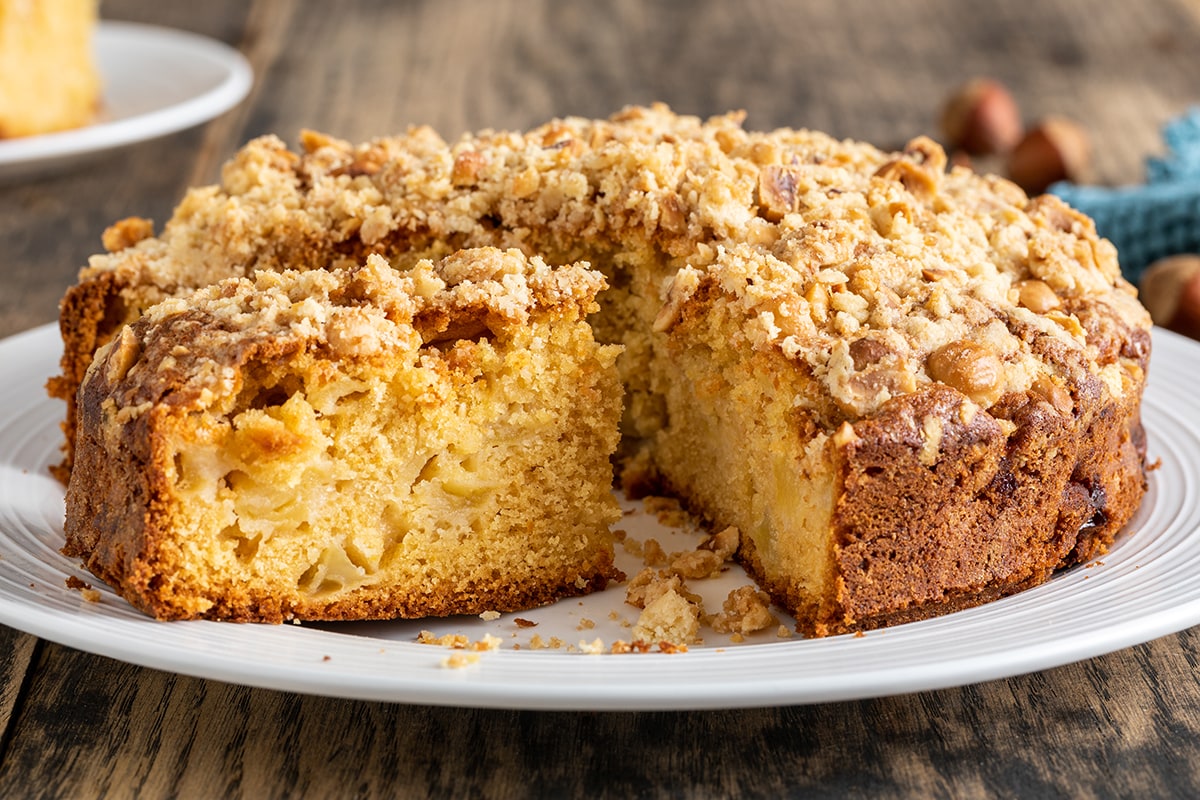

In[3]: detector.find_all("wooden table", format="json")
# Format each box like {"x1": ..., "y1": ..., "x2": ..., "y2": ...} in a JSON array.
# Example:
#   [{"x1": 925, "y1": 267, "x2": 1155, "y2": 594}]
[{"x1": 3, "y1": 1, "x2": 1200, "y2": 796}]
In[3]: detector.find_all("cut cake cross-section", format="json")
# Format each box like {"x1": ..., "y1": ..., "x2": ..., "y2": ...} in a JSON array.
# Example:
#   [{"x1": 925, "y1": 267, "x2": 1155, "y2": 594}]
[{"x1": 63, "y1": 248, "x2": 624, "y2": 621}]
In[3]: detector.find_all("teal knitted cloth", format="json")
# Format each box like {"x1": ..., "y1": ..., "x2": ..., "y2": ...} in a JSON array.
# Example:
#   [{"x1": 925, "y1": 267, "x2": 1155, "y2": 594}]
[{"x1": 1051, "y1": 108, "x2": 1200, "y2": 286}]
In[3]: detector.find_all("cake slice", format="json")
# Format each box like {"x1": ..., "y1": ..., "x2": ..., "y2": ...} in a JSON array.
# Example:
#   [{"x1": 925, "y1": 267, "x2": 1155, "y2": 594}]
[
  {"x1": 63, "y1": 248, "x2": 624, "y2": 622},
  {"x1": 646, "y1": 150, "x2": 1150, "y2": 635}
]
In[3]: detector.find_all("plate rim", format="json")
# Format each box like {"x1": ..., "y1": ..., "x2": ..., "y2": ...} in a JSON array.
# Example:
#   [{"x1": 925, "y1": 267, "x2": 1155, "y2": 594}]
[
  {"x1": 0, "y1": 20, "x2": 253, "y2": 169},
  {"x1": 1, "y1": 323, "x2": 1198, "y2": 711}
]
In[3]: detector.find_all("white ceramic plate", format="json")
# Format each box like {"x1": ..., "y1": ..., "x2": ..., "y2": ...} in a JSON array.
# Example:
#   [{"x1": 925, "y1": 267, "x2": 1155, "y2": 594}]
[
  {"x1": 1, "y1": 324, "x2": 1197, "y2": 710},
  {"x1": 0, "y1": 21, "x2": 252, "y2": 181}
]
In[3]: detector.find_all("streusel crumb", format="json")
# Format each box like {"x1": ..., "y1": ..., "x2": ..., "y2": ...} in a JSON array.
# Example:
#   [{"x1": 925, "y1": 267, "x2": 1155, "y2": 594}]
[
  {"x1": 711, "y1": 585, "x2": 778, "y2": 635},
  {"x1": 633, "y1": 587, "x2": 701, "y2": 645}
]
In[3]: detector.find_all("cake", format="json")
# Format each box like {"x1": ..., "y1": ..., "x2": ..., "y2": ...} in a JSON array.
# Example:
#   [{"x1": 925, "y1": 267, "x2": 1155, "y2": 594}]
[
  {"x1": 0, "y1": 0, "x2": 99, "y2": 138},
  {"x1": 53, "y1": 105, "x2": 1152, "y2": 634},
  {"x1": 62, "y1": 248, "x2": 624, "y2": 621}
]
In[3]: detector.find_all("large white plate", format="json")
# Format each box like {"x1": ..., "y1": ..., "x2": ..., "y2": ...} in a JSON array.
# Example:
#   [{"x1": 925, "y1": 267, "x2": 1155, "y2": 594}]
[
  {"x1": 0, "y1": 21, "x2": 252, "y2": 181},
  {"x1": 0, "y1": 324, "x2": 1197, "y2": 711}
]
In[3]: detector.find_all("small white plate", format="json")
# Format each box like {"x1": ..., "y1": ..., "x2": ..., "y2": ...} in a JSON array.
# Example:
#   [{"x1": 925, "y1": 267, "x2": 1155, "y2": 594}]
[
  {"x1": 1, "y1": 324, "x2": 1198, "y2": 711},
  {"x1": 0, "y1": 21, "x2": 252, "y2": 181}
]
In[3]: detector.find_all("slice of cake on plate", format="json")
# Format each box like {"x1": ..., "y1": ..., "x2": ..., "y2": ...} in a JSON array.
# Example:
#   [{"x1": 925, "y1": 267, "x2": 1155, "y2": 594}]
[{"x1": 63, "y1": 248, "x2": 624, "y2": 621}]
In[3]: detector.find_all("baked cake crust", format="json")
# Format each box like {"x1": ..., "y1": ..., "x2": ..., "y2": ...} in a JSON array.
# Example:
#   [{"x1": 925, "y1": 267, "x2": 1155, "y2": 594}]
[{"x1": 54, "y1": 105, "x2": 1152, "y2": 633}]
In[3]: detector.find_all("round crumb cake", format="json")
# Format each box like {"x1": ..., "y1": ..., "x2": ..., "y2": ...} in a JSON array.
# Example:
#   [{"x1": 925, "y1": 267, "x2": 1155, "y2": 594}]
[{"x1": 54, "y1": 105, "x2": 1152, "y2": 633}]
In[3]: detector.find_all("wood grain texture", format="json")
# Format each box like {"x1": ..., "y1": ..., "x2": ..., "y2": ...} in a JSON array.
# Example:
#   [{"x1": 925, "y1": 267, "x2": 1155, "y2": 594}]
[
  {"x1": 2, "y1": 632, "x2": 1200, "y2": 799},
  {"x1": 3, "y1": 0, "x2": 1200, "y2": 796},
  {"x1": 0, "y1": 628, "x2": 39, "y2": 761}
]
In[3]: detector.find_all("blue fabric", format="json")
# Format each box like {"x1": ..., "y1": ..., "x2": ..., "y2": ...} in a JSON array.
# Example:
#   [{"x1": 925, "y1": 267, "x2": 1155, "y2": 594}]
[{"x1": 1050, "y1": 108, "x2": 1200, "y2": 286}]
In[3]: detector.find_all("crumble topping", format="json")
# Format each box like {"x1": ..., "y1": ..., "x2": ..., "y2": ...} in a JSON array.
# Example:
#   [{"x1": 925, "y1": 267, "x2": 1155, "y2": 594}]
[
  {"x1": 76, "y1": 104, "x2": 1149, "y2": 434},
  {"x1": 92, "y1": 248, "x2": 607, "y2": 419}
]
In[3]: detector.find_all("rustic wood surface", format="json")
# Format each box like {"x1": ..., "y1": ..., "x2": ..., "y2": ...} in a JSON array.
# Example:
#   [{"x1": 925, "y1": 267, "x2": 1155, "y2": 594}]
[{"x1": 2, "y1": 1, "x2": 1200, "y2": 796}]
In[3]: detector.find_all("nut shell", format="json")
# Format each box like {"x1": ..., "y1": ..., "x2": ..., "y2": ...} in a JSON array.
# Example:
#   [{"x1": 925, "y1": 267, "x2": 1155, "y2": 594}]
[
  {"x1": 940, "y1": 78, "x2": 1024, "y2": 156},
  {"x1": 1140, "y1": 254, "x2": 1200, "y2": 339},
  {"x1": 1008, "y1": 117, "x2": 1092, "y2": 195}
]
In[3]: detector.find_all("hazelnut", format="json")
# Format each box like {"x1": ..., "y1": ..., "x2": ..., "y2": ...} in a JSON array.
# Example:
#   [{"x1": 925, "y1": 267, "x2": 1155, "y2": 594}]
[
  {"x1": 1007, "y1": 117, "x2": 1092, "y2": 196},
  {"x1": 1032, "y1": 375, "x2": 1074, "y2": 416},
  {"x1": 759, "y1": 165, "x2": 801, "y2": 221},
  {"x1": 940, "y1": 78, "x2": 1024, "y2": 156},
  {"x1": 926, "y1": 340, "x2": 1004, "y2": 406},
  {"x1": 1015, "y1": 279, "x2": 1061, "y2": 314},
  {"x1": 1140, "y1": 255, "x2": 1200, "y2": 340}
]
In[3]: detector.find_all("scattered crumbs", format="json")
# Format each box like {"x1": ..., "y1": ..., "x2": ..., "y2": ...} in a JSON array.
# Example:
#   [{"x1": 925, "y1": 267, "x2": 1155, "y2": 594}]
[
  {"x1": 777, "y1": 625, "x2": 793, "y2": 639},
  {"x1": 1147, "y1": 457, "x2": 1163, "y2": 472},
  {"x1": 700, "y1": 526, "x2": 740, "y2": 561},
  {"x1": 577, "y1": 618, "x2": 596, "y2": 630},
  {"x1": 657, "y1": 509, "x2": 691, "y2": 528},
  {"x1": 549, "y1": 636, "x2": 565, "y2": 649},
  {"x1": 479, "y1": 610, "x2": 501, "y2": 621},
  {"x1": 668, "y1": 548, "x2": 723, "y2": 580},
  {"x1": 642, "y1": 496, "x2": 679, "y2": 515},
  {"x1": 607, "y1": 610, "x2": 621, "y2": 621},
  {"x1": 633, "y1": 587, "x2": 701, "y2": 645},
  {"x1": 643, "y1": 495, "x2": 691, "y2": 528},
  {"x1": 420, "y1": 630, "x2": 499, "y2": 654},
  {"x1": 66, "y1": 576, "x2": 101, "y2": 603},
  {"x1": 621, "y1": 537, "x2": 645, "y2": 558},
  {"x1": 710, "y1": 586, "x2": 777, "y2": 635},
  {"x1": 578, "y1": 638, "x2": 605, "y2": 655},
  {"x1": 854, "y1": 631, "x2": 866, "y2": 638},
  {"x1": 612, "y1": 528, "x2": 628, "y2": 542},
  {"x1": 513, "y1": 644, "x2": 522, "y2": 651},
  {"x1": 441, "y1": 653, "x2": 481, "y2": 669},
  {"x1": 514, "y1": 617, "x2": 538, "y2": 628},
  {"x1": 642, "y1": 538, "x2": 668, "y2": 567},
  {"x1": 530, "y1": 634, "x2": 548, "y2": 650},
  {"x1": 469, "y1": 634, "x2": 503, "y2": 652},
  {"x1": 730, "y1": 633, "x2": 745, "y2": 643},
  {"x1": 658, "y1": 642, "x2": 688, "y2": 654},
  {"x1": 291, "y1": 619, "x2": 302, "y2": 625},
  {"x1": 322, "y1": 655, "x2": 331, "y2": 662},
  {"x1": 625, "y1": 567, "x2": 684, "y2": 609},
  {"x1": 417, "y1": 630, "x2": 469, "y2": 649}
]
